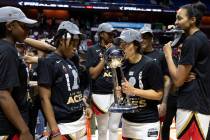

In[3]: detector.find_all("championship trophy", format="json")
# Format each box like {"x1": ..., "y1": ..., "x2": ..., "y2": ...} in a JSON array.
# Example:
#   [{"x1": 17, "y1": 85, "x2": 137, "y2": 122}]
[
  {"x1": 165, "y1": 27, "x2": 185, "y2": 48},
  {"x1": 104, "y1": 45, "x2": 138, "y2": 113}
]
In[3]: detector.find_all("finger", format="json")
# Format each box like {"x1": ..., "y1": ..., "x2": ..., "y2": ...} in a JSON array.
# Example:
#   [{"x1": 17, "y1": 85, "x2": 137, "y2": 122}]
[
  {"x1": 124, "y1": 78, "x2": 128, "y2": 82},
  {"x1": 122, "y1": 82, "x2": 126, "y2": 86},
  {"x1": 116, "y1": 86, "x2": 121, "y2": 90},
  {"x1": 168, "y1": 41, "x2": 172, "y2": 44}
]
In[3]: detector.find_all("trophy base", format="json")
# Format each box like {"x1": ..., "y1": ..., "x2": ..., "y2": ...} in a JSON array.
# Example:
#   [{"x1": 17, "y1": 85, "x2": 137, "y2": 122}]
[{"x1": 109, "y1": 103, "x2": 138, "y2": 113}]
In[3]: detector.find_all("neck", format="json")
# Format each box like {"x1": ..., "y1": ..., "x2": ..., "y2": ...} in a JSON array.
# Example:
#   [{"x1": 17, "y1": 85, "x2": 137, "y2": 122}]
[
  {"x1": 128, "y1": 53, "x2": 142, "y2": 64},
  {"x1": 3, "y1": 36, "x2": 15, "y2": 45},
  {"x1": 187, "y1": 26, "x2": 199, "y2": 36},
  {"x1": 55, "y1": 48, "x2": 65, "y2": 59}
]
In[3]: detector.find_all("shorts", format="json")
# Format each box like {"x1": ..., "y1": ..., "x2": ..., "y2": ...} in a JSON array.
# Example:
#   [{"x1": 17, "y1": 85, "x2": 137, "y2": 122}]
[
  {"x1": 122, "y1": 118, "x2": 160, "y2": 140},
  {"x1": 176, "y1": 109, "x2": 210, "y2": 140}
]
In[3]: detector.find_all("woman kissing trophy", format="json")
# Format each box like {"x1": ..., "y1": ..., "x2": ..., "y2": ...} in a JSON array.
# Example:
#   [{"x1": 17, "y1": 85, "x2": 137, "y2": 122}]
[{"x1": 104, "y1": 45, "x2": 138, "y2": 113}]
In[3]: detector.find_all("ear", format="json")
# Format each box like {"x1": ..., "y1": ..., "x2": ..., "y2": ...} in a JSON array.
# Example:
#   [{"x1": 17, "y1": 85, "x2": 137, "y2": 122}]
[
  {"x1": 5, "y1": 22, "x2": 13, "y2": 32},
  {"x1": 190, "y1": 16, "x2": 196, "y2": 25},
  {"x1": 59, "y1": 39, "x2": 64, "y2": 47}
]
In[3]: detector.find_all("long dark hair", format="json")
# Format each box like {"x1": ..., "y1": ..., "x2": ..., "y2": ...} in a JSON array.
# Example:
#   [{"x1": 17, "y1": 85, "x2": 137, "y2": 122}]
[
  {"x1": 181, "y1": 1, "x2": 207, "y2": 26},
  {"x1": 0, "y1": 22, "x2": 6, "y2": 39},
  {"x1": 133, "y1": 40, "x2": 142, "y2": 54}
]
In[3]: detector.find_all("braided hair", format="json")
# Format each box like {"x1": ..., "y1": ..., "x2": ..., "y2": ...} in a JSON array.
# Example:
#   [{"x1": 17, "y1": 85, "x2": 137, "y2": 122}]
[{"x1": 50, "y1": 29, "x2": 70, "y2": 48}]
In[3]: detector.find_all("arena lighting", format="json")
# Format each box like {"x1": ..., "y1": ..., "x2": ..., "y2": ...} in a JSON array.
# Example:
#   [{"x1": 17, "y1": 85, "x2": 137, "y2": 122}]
[
  {"x1": 18, "y1": 1, "x2": 69, "y2": 8},
  {"x1": 16, "y1": 1, "x2": 174, "y2": 12},
  {"x1": 92, "y1": 6, "x2": 109, "y2": 10},
  {"x1": 120, "y1": 6, "x2": 162, "y2": 12}
]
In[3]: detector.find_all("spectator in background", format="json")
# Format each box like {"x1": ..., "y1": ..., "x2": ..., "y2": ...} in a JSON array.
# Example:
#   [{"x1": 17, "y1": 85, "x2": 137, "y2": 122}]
[{"x1": 140, "y1": 27, "x2": 170, "y2": 120}]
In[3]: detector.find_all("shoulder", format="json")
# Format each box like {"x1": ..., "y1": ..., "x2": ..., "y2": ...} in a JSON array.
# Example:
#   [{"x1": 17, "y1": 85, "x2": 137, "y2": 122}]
[
  {"x1": 142, "y1": 55, "x2": 154, "y2": 64},
  {"x1": 184, "y1": 31, "x2": 206, "y2": 44},
  {"x1": 143, "y1": 56, "x2": 160, "y2": 70},
  {"x1": 39, "y1": 53, "x2": 59, "y2": 66},
  {"x1": 0, "y1": 40, "x2": 17, "y2": 57},
  {"x1": 45, "y1": 53, "x2": 59, "y2": 61},
  {"x1": 87, "y1": 44, "x2": 99, "y2": 52}
]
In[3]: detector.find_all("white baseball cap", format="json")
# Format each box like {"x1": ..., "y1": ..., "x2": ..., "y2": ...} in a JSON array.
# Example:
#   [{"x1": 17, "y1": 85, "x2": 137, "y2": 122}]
[
  {"x1": 0, "y1": 6, "x2": 37, "y2": 24},
  {"x1": 116, "y1": 29, "x2": 141, "y2": 43},
  {"x1": 97, "y1": 23, "x2": 114, "y2": 33},
  {"x1": 140, "y1": 27, "x2": 153, "y2": 35},
  {"x1": 58, "y1": 21, "x2": 82, "y2": 35}
]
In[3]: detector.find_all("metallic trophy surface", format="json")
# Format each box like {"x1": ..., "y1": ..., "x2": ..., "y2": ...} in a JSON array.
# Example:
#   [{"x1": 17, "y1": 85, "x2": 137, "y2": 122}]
[{"x1": 104, "y1": 45, "x2": 138, "y2": 113}]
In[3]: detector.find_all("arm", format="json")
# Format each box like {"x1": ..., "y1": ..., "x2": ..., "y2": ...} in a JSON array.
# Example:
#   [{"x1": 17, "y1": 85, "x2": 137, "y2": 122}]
[
  {"x1": 122, "y1": 80, "x2": 163, "y2": 101},
  {"x1": 23, "y1": 55, "x2": 39, "y2": 64},
  {"x1": 38, "y1": 86, "x2": 59, "y2": 131},
  {"x1": 86, "y1": 47, "x2": 105, "y2": 79},
  {"x1": 133, "y1": 88, "x2": 163, "y2": 100},
  {"x1": 0, "y1": 90, "x2": 31, "y2": 135},
  {"x1": 158, "y1": 75, "x2": 172, "y2": 117},
  {"x1": 89, "y1": 59, "x2": 105, "y2": 79},
  {"x1": 163, "y1": 42, "x2": 192, "y2": 87},
  {"x1": 24, "y1": 38, "x2": 56, "y2": 52},
  {"x1": 162, "y1": 75, "x2": 171, "y2": 104},
  {"x1": 0, "y1": 50, "x2": 32, "y2": 139}
]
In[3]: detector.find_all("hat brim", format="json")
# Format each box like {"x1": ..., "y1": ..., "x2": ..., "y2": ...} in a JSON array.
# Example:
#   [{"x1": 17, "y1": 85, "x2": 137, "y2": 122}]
[
  {"x1": 97, "y1": 27, "x2": 115, "y2": 33},
  {"x1": 59, "y1": 27, "x2": 82, "y2": 35},
  {"x1": 18, "y1": 17, "x2": 37, "y2": 25},
  {"x1": 140, "y1": 31, "x2": 153, "y2": 35},
  {"x1": 108, "y1": 27, "x2": 115, "y2": 32},
  {"x1": 114, "y1": 36, "x2": 127, "y2": 45}
]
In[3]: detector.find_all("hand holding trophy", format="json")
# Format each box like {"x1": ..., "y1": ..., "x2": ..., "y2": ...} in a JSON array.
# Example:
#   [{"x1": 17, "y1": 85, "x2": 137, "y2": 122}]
[{"x1": 104, "y1": 45, "x2": 138, "y2": 113}]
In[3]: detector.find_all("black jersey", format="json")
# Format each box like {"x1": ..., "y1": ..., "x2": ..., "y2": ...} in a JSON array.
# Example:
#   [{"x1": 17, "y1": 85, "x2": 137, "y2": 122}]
[
  {"x1": 0, "y1": 40, "x2": 29, "y2": 135},
  {"x1": 178, "y1": 31, "x2": 210, "y2": 115},
  {"x1": 86, "y1": 44, "x2": 113, "y2": 94},
  {"x1": 37, "y1": 53, "x2": 84, "y2": 123},
  {"x1": 144, "y1": 49, "x2": 168, "y2": 75},
  {"x1": 122, "y1": 56, "x2": 163, "y2": 123}
]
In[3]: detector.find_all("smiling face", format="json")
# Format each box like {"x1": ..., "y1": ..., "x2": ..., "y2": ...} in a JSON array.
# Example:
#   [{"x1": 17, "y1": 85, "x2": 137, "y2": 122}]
[
  {"x1": 175, "y1": 8, "x2": 196, "y2": 32},
  {"x1": 141, "y1": 33, "x2": 153, "y2": 51}
]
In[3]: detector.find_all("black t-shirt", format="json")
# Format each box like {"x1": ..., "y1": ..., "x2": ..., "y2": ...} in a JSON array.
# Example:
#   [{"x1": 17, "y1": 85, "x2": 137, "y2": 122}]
[
  {"x1": 0, "y1": 40, "x2": 29, "y2": 135},
  {"x1": 144, "y1": 49, "x2": 168, "y2": 76},
  {"x1": 86, "y1": 44, "x2": 113, "y2": 94},
  {"x1": 37, "y1": 53, "x2": 84, "y2": 123},
  {"x1": 122, "y1": 56, "x2": 163, "y2": 123},
  {"x1": 178, "y1": 31, "x2": 210, "y2": 115}
]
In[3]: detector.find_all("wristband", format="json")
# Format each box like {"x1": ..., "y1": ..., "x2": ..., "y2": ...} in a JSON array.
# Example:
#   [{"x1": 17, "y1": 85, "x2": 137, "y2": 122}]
[{"x1": 50, "y1": 128, "x2": 61, "y2": 138}]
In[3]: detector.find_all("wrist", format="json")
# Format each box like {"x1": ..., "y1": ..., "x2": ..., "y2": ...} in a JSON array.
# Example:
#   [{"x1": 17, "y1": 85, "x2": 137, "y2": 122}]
[
  {"x1": 132, "y1": 87, "x2": 137, "y2": 96},
  {"x1": 161, "y1": 102, "x2": 167, "y2": 105},
  {"x1": 165, "y1": 54, "x2": 173, "y2": 61},
  {"x1": 20, "y1": 127, "x2": 30, "y2": 134},
  {"x1": 50, "y1": 128, "x2": 61, "y2": 138},
  {"x1": 83, "y1": 97, "x2": 90, "y2": 108}
]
